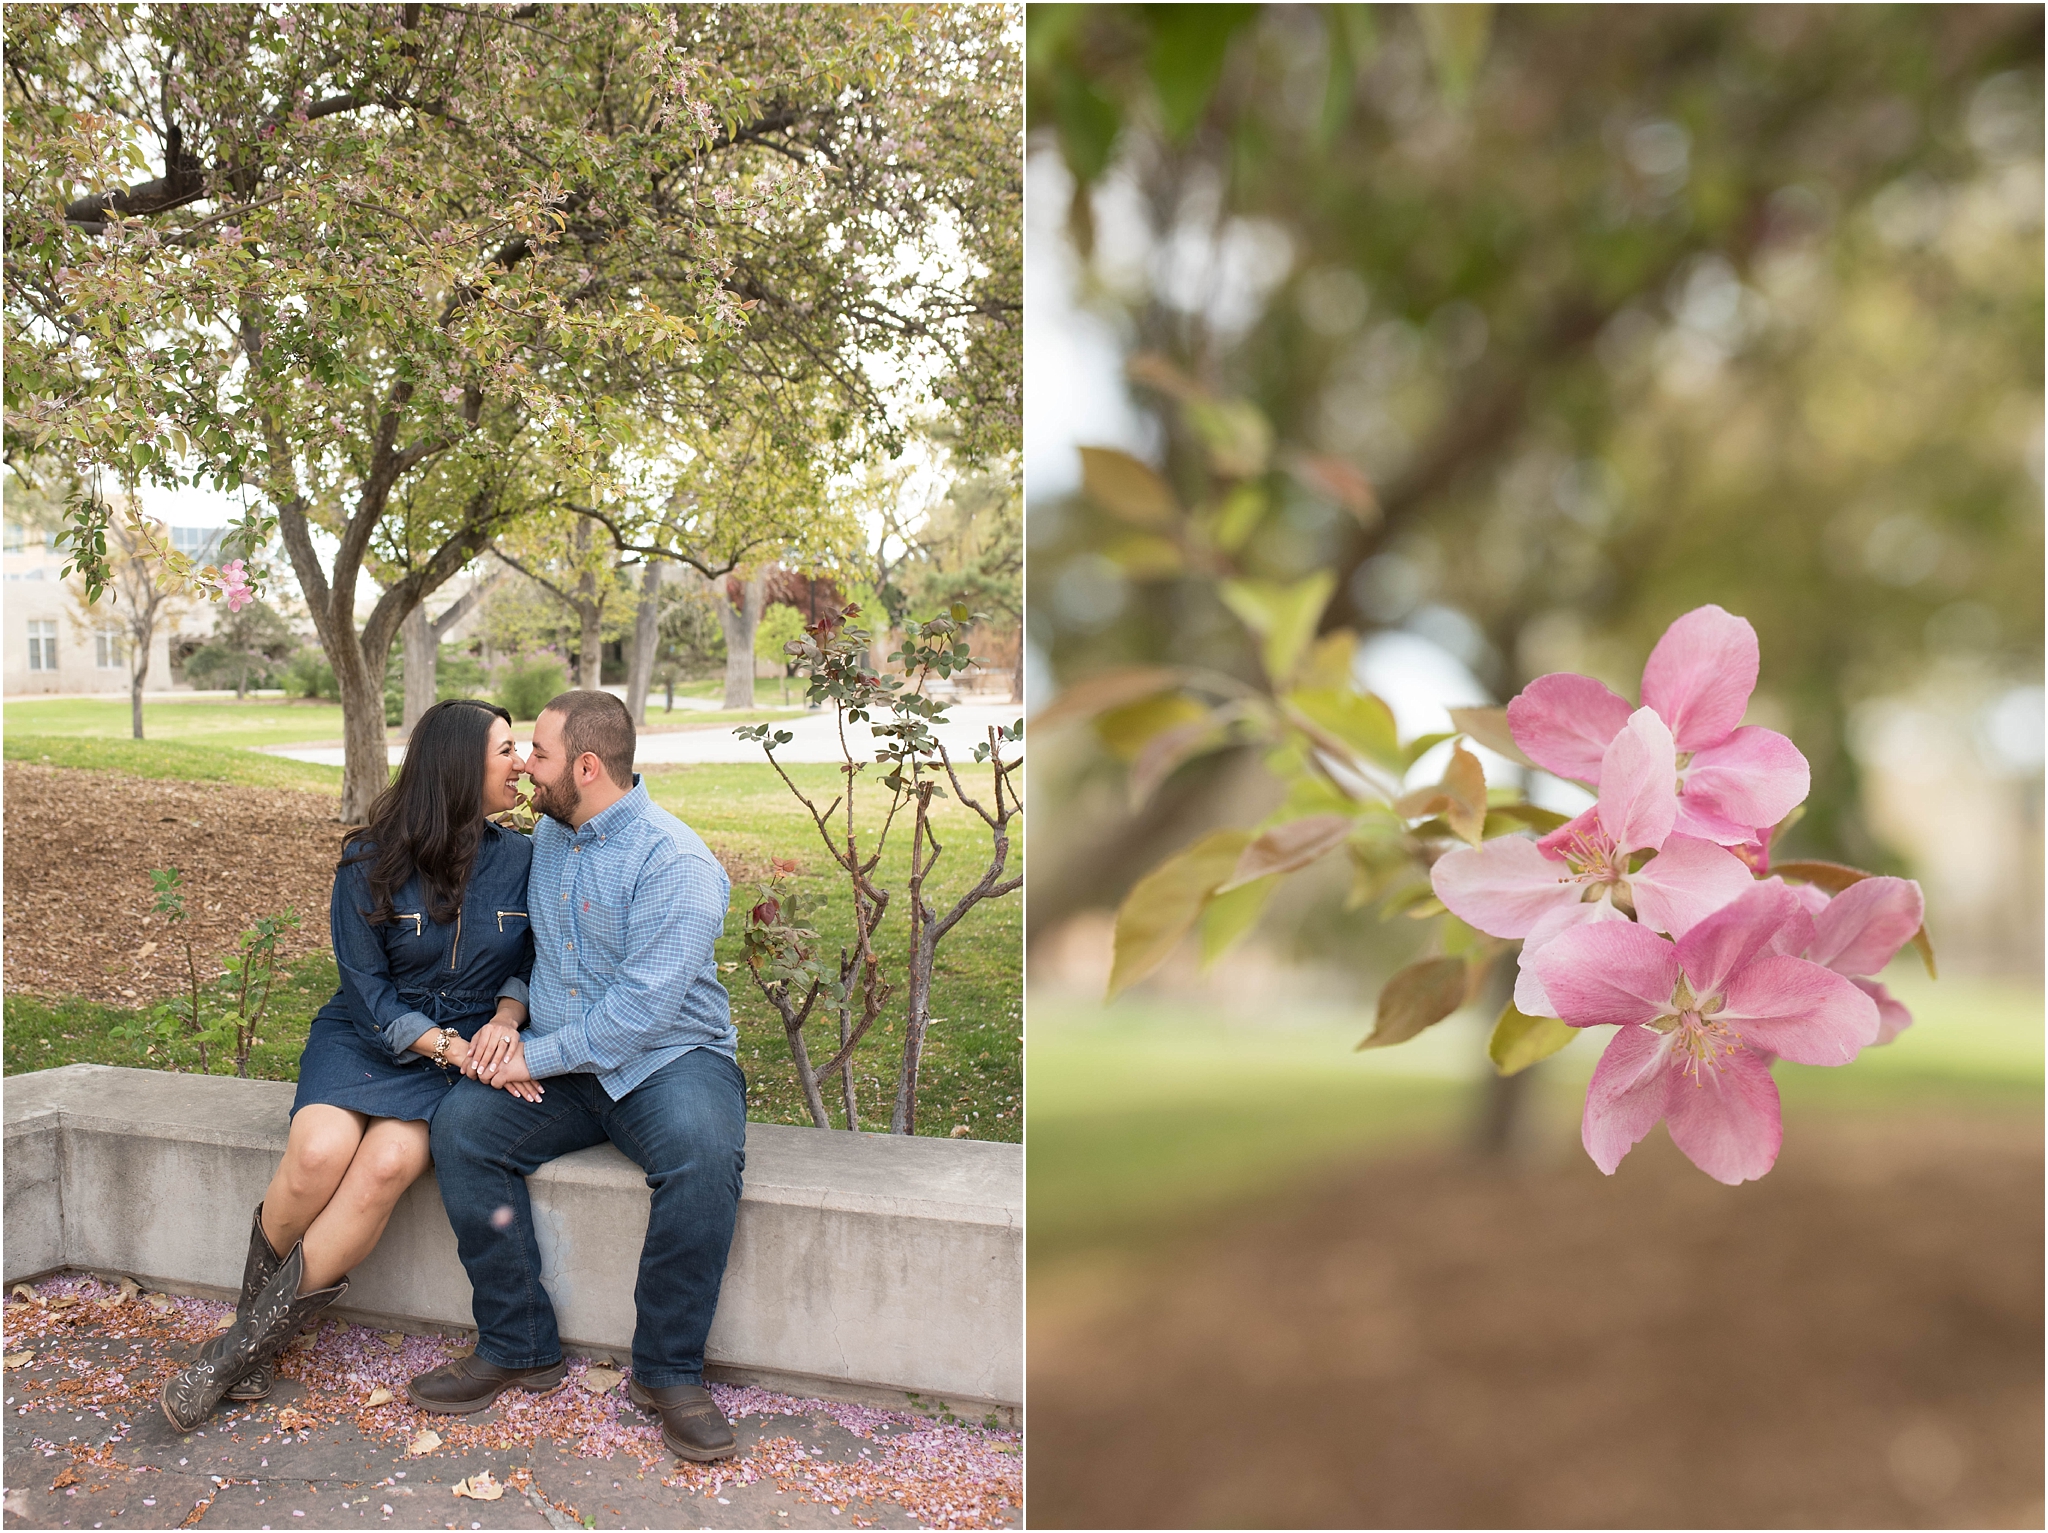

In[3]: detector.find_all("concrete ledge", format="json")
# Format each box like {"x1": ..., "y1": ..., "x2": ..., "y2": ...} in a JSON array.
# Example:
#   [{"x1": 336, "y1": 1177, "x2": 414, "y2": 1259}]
[{"x1": 2, "y1": 1065, "x2": 1020, "y2": 1411}]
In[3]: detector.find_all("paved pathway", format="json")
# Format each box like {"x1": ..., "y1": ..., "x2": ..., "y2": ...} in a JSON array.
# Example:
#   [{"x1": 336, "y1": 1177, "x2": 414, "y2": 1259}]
[
  {"x1": 260, "y1": 706, "x2": 1023, "y2": 769},
  {"x1": 4, "y1": 1274, "x2": 1020, "y2": 1531}
]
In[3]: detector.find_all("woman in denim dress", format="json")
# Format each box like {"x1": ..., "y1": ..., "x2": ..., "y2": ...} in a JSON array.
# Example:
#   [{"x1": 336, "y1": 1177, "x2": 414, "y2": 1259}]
[{"x1": 161, "y1": 699, "x2": 539, "y2": 1431}]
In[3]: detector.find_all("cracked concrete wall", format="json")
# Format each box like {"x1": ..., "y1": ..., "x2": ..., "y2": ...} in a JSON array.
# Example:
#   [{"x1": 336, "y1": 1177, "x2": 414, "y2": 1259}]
[{"x1": 2, "y1": 1065, "x2": 1021, "y2": 1407}]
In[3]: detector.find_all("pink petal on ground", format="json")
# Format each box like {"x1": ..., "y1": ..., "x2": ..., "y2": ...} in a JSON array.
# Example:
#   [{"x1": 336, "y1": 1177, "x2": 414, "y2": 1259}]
[
  {"x1": 1673, "y1": 880, "x2": 1802, "y2": 998},
  {"x1": 1531, "y1": 920, "x2": 1682, "y2": 1029},
  {"x1": 1430, "y1": 835, "x2": 1580, "y2": 939},
  {"x1": 1581, "y1": 1024, "x2": 1680, "y2": 1176},
  {"x1": 1720, "y1": 954, "x2": 1881, "y2": 1062},
  {"x1": 1807, "y1": 876, "x2": 1924, "y2": 978},
  {"x1": 1855, "y1": 977, "x2": 1915, "y2": 1046},
  {"x1": 1640, "y1": 604, "x2": 1759, "y2": 752},
  {"x1": 1506, "y1": 673, "x2": 1634, "y2": 783},
  {"x1": 1663, "y1": 1043, "x2": 1783, "y2": 1185},
  {"x1": 1596, "y1": 708, "x2": 1678, "y2": 854},
  {"x1": 1627, "y1": 835, "x2": 1757, "y2": 939},
  {"x1": 1513, "y1": 895, "x2": 1628, "y2": 1017},
  {"x1": 1680, "y1": 727, "x2": 1810, "y2": 837}
]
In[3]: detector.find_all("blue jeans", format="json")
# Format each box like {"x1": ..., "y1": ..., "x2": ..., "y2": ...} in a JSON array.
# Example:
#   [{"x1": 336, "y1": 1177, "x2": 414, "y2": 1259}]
[{"x1": 429, "y1": 1048, "x2": 747, "y2": 1387}]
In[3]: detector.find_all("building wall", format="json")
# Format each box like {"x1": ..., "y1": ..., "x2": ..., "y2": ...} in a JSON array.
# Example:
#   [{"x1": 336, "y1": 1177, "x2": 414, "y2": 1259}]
[{"x1": 3, "y1": 528, "x2": 179, "y2": 698}]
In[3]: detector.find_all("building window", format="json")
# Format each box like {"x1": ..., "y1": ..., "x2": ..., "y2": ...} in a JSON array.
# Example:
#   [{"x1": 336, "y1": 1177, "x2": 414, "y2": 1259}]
[
  {"x1": 171, "y1": 526, "x2": 221, "y2": 558},
  {"x1": 2, "y1": 523, "x2": 22, "y2": 553},
  {"x1": 27, "y1": 620, "x2": 56, "y2": 672},
  {"x1": 95, "y1": 627, "x2": 124, "y2": 669}
]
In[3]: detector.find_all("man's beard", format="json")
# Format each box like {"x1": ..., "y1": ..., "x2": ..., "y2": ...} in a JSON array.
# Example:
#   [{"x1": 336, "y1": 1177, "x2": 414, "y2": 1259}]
[{"x1": 530, "y1": 771, "x2": 582, "y2": 827}]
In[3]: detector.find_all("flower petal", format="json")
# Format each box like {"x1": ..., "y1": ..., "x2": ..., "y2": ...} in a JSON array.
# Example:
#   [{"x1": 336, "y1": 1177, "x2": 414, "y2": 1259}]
[
  {"x1": 1627, "y1": 835, "x2": 1757, "y2": 939},
  {"x1": 1720, "y1": 954, "x2": 1881, "y2": 1063},
  {"x1": 1429, "y1": 835, "x2": 1580, "y2": 939},
  {"x1": 1530, "y1": 920, "x2": 1682, "y2": 1030},
  {"x1": 1671, "y1": 796, "x2": 1760, "y2": 846},
  {"x1": 1507, "y1": 673, "x2": 1634, "y2": 783},
  {"x1": 1855, "y1": 977, "x2": 1915, "y2": 1046},
  {"x1": 1513, "y1": 894, "x2": 1628, "y2": 1017},
  {"x1": 1663, "y1": 1044, "x2": 1782, "y2": 1185},
  {"x1": 1597, "y1": 707, "x2": 1678, "y2": 854},
  {"x1": 1674, "y1": 879, "x2": 1802, "y2": 999},
  {"x1": 1680, "y1": 727, "x2": 1810, "y2": 840},
  {"x1": 1807, "y1": 876, "x2": 1924, "y2": 978},
  {"x1": 1640, "y1": 604, "x2": 1759, "y2": 752},
  {"x1": 1581, "y1": 1024, "x2": 1680, "y2": 1176}
]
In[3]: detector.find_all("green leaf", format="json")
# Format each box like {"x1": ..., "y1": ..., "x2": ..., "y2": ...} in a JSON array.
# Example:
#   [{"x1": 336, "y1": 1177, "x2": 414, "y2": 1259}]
[
  {"x1": 1220, "y1": 571, "x2": 1337, "y2": 686},
  {"x1": 1108, "y1": 828, "x2": 1253, "y2": 998},
  {"x1": 1144, "y1": 4, "x2": 1258, "y2": 141},
  {"x1": 1488, "y1": 1002, "x2": 1578, "y2": 1075},
  {"x1": 1129, "y1": 713, "x2": 1231, "y2": 804},
  {"x1": 1221, "y1": 813, "x2": 1353, "y2": 890},
  {"x1": 1485, "y1": 802, "x2": 1570, "y2": 834},
  {"x1": 1185, "y1": 397, "x2": 1273, "y2": 478},
  {"x1": 1288, "y1": 686, "x2": 1404, "y2": 771},
  {"x1": 1096, "y1": 692, "x2": 1210, "y2": 760},
  {"x1": 1198, "y1": 874, "x2": 1275, "y2": 967},
  {"x1": 1209, "y1": 482, "x2": 1267, "y2": 552},
  {"x1": 1080, "y1": 446, "x2": 1179, "y2": 526},
  {"x1": 1032, "y1": 666, "x2": 1186, "y2": 731},
  {"x1": 1357, "y1": 956, "x2": 1471, "y2": 1050}
]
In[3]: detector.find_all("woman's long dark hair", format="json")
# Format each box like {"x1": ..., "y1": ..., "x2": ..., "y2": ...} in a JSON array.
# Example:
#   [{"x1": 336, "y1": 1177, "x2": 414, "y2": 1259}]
[{"x1": 342, "y1": 698, "x2": 513, "y2": 926}]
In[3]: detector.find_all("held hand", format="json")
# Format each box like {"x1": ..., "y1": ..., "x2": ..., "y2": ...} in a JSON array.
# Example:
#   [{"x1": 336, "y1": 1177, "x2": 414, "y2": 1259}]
[
  {"x1": 465, "y1": 1020, "x2": 522, "y2": 1082},
  {"x1": 480, "y1": 1034, "x2": 542, "y2": 1099}
]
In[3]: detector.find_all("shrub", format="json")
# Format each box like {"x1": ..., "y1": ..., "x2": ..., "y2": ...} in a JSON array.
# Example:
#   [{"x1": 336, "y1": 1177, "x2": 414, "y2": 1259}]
[
  {"x1": 494, "y1": 655, "x2": 569, "y2": 721},
  {"x1": 281, "y1": 647, "x2": 338, "y2": 701}
]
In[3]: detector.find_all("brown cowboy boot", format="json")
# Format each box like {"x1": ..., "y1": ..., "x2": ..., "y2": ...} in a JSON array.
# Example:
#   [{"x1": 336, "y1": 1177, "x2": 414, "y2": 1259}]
[
  {"x1": 159, "y1": 1243, "x2": 346, "y2": 1433},
  {"x1": 224, "y1": 1205, "x2": 286, "y2": 1403},
  {"x1": 629, "y1": 1379, "x2": 738, "y2": 1461},
  {"x1": 406, "y1": 1353, "x2": 568, "y2": 1413}
]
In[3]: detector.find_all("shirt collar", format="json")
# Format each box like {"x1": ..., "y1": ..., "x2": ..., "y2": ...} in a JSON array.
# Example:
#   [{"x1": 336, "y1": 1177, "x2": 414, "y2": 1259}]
[{"x1": 572, "y1": 776, "x2": 648, "y2": 844}]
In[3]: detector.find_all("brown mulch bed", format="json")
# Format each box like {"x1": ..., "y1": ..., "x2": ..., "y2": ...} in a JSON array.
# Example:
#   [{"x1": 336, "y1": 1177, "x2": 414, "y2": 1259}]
[
  {"x1": 1028, "y1": 1113, "x2": 2045, "y2": 1530},
  {"x1": 2, "y1": 764, "x2": 348, "y2": 1004},
  {"x1": 3, "y1": 763, "x2": 773, "y2": 1007}
]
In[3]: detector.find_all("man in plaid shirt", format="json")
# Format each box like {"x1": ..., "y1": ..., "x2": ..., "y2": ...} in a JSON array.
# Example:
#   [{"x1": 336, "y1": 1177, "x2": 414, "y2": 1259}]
[{"x1": 407, "y1": 689, "x2": 747, "y2": 1462}]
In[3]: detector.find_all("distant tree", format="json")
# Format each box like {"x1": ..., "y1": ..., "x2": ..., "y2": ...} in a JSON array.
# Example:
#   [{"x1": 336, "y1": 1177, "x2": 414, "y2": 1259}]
[{"x1": 182, "y1": 598, "x2": 296, "y2": 698}]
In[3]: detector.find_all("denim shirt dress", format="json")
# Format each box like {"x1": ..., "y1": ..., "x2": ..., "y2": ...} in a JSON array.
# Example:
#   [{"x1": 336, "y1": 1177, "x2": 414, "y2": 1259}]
[{"x1": 290, "y1": 822, "x2": 535, "y2": 1123}]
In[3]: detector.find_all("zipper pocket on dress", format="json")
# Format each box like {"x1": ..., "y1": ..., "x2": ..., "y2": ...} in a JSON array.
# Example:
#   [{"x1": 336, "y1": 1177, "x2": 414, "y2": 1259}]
[
  {"x1": 497, "y1": 911, "x2": 529, "y2": 933},
  {"x1": 398, "y1": 913, "x2": 424, "y2": 937}
]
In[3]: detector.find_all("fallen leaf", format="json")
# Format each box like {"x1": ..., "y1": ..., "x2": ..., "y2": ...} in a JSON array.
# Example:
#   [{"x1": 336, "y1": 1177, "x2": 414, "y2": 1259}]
[
  {"x1": 146, "y1": 1295, "x2": 173, "y2": 1312},
  {"x1": 453, "y1": 1472, "x2": 504, "y2": 1502},
  {"x1": 364, "y1": 1387, "x2": 393, "y2": 1408},
  {"x1": 274, "y1": 1406, "x2": 315, "y2": 1433},
  {"x1": 118, "y1": 1277, "x2": 140, "y2": 1301},
  {"x1": 212, "y1": 1313, "x2": 235, "y2": 1331},
  {"x1": 48, "y1": 1296, "x2": 78, "y2": 1310},
  {"x1": 51, "y1": 1468, "x2": 79, "y2": 1490},
  {"x1": 948, "y1": 1125, "x2": 970, "y2": 1138},
  {"x1": 11, "y1": 1285, "x2": 35, "y2": 1302},
  {"x1": 579, "y1": 1367, "x2": 623, "y2": 1395},
  {"x1": 407, "y1": 1430, "x2": 442, "y2": 1457},
  {"x1": 377, "y1": 1331, "x2": 406, "y2": 1351},
  {"x1": 5, "y1": 1351, "x2": 33, "y2": 1369},
  {"x1": 136, "y1": 941, "x2": 157, "y2": 958}
]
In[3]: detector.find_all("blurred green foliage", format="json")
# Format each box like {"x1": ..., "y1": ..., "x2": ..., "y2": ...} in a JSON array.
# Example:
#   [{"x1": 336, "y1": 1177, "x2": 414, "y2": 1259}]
[{"x1": 1028, "y1": 4, "x2": 2042, "y2": 924}]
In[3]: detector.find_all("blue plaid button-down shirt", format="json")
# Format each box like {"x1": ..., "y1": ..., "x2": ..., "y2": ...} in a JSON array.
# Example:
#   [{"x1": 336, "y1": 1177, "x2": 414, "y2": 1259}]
[{"x1": 521, "y1": 778, "x2": 737, "y2": 1096}]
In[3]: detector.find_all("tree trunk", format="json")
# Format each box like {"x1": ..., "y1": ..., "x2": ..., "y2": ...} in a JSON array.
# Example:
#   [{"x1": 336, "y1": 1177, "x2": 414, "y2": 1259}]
[
  {"x1": 130, "y1": 665, "x2": 146, "y2": 740},
  {"x1": 576, "y1": 568, "x2": 603, "y2": 691},
  {"x1": 718, "y1": 570, "x2": 765, "y2": 709},
  {"x1": 400, "y1": 604, "x2": 436, "y2": 738},
  {"x1": 337, "y1": 639, "x2": 392, "y2": 824},
  {"x1": 625, "y1": 560, "x2": 663, "y2": 724}
]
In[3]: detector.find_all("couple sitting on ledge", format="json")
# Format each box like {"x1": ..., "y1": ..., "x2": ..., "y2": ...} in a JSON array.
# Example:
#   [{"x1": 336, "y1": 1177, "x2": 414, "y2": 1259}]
[{"x1": 158, "y1": 690, "x2": 746, "y2": 1463}]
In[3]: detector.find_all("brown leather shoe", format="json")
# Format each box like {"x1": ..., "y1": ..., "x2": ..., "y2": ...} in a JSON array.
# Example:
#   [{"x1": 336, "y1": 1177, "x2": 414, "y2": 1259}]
[
  {"x1": 629, "y1": 1378, "x2": 737, "y2": 1461},
  {"x1": 405, "y1": 1353, "x2": 566, "y2": 1413}
]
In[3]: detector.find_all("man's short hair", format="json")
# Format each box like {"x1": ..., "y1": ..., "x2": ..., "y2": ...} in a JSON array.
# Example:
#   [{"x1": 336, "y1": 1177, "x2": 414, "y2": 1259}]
[{"x1": 543, "y1": 689, "x2": 635, "y2": 788}]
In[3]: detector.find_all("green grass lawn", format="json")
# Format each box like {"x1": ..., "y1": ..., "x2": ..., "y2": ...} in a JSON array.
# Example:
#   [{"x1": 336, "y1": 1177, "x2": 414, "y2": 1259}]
[
  {"x1": 2, "y1": 745, "x2": 1021, "y2": 1141},
  {"x1": 1028, "y1": 967, "x2": 2042, "y2": 1261}
]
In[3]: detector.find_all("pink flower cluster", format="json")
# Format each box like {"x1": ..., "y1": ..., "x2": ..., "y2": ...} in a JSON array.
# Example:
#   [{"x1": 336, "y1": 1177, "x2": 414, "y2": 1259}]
[
  {"x1": 1431, "y1": 605, "x2": 1926, "y2": 1185},
  {"x1": 215, "y1": 558, "x2": 253, "y2": 612}
]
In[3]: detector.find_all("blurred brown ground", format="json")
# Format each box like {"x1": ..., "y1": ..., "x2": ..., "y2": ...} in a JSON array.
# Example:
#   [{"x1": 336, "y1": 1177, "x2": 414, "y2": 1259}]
[{"x1": 1028, "y1": 1113, "x2": 2043, "y2": 1529}]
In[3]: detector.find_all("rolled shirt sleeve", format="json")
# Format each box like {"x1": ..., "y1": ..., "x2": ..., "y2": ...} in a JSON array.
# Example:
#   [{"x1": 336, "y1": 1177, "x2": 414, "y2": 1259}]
[
  {"x1": 496, "y1": 974, "x2": 530, "y2": 1008},
  {"x1": 330, "y1": 858, "x2": 439, "y2": 1062},
  {"x1": 521, "y1": 850, "x2": 726, "y2": 1082}
]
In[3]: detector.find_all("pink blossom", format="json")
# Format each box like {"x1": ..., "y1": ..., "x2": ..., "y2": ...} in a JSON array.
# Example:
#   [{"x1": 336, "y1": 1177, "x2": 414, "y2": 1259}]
[
  {"x1": 1506, "y1": 605, "x2": 1809, "y2": 845},
  {"x1": 1774, "y1": 876, "x2": 1925, "y2": 1044},
  {"x1": 1532, "y1": 881, "x2": 1880, "y2": 1184},
  {"x1": 1431, "y1": 707, "x2": 1752, "y2": 1014},
  {"x1": 217, "y1": 559, "x2": 253, "y2": 613}
]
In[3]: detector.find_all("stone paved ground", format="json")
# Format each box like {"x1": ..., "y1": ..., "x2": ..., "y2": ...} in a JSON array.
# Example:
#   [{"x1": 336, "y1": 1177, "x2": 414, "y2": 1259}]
[{"x1": 2, "y1": 1276, "x2": 1020, "y2": 1532}]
